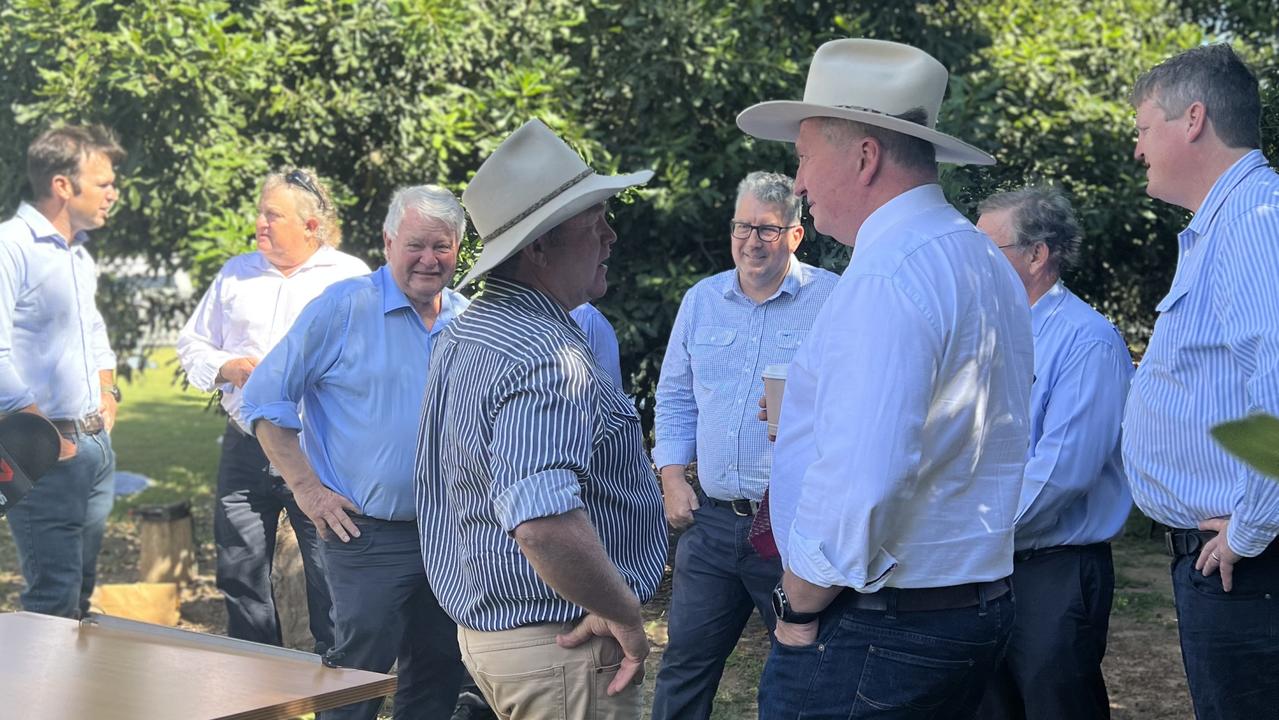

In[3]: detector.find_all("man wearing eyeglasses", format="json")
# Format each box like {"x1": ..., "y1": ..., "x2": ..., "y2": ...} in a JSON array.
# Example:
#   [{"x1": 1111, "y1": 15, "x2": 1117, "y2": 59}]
[
  {"x1": 650, "y1": 171, "x2": 837, "y2": 719},
  {"x1": 974, "y1": 186, "x2": 1133, "y2": 720}
]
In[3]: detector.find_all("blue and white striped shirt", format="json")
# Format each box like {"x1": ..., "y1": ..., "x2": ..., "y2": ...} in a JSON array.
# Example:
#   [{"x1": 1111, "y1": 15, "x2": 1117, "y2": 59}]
[
  {"x1": 652, "y1": 257, "x2": 838, "y2": 502},
  {"x1": 1124, "y1": 150, "x2": 1279, "y2": 557},
  {"x1": 415, "y1": 277, "x2": 667, "y2": 631},
  {"x1": 1016, "y1": 282, "x2": 1133, "y2": 551}
]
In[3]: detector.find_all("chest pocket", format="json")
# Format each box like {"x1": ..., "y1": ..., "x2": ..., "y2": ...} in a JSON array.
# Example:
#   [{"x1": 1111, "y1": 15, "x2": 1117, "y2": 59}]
[
  {"x1": 689, "y1": 326, "x2": 737, "y2": 386},
  {"x1": 1155, "y1": 283, "x2": 1191, "y2": 314},
  {"x1": 776, "y1": 330, "x2": 806, "y2": 349}
]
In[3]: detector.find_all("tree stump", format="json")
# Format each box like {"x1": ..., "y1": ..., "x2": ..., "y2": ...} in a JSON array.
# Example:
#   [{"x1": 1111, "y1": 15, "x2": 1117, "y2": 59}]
[
  {"x1": 137, "y1": 501, "x2": 197, "y2": 583},
  {"x1": 271, "y1": 517, "x2": 316, "y2": 651}
]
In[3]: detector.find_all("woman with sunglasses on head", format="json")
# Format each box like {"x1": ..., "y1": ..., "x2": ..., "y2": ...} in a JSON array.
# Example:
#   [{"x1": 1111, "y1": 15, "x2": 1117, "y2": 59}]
[{"x1": 177, "y1": 167, "x2": 369, "y2": 653}]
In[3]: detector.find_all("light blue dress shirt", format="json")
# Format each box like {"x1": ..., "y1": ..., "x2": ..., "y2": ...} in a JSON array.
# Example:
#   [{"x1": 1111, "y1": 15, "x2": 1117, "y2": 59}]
[
  {"x1": 770, "y1": 185, "x2": 1034, "y2": 592},
  {"x1": 0, "y1": 203, "x2": 115, "y2": 417},
  {"x1": 241, "y1": 266, "x2": 468, "y2": 521},
  {"x1": 569, "y1": 303, "x2": 624, "y2": 389},
  {"x1": 652, "y1": 257, "x2": 837, "y2": 501},
  {"x1": 1016, "y1": 281, "x2": 1133, "y2": 551},
  {"x1": 1124, "y1": 150, "x2": 1279, "y2": 557}
]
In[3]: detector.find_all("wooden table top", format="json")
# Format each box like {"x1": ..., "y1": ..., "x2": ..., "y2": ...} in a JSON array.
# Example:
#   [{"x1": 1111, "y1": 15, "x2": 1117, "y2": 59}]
[{"x1": 0, "y1": 612, "x2": 396, "y2": 720}]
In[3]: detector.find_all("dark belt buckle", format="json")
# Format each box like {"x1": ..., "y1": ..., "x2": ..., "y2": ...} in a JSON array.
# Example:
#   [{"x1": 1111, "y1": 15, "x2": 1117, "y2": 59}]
[
  {"x1": 730, "y1": 499, "x2": 756, "y2": 517},
  {"x1": 1164, "y1": 530, "x2": 1177, "y2": 558}
]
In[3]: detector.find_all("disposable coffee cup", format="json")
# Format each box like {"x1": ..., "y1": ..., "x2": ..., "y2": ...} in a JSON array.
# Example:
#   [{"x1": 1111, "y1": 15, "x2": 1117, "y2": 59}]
[{"x1": 762, "y1": 364, "x2": 788, "y2": 441}]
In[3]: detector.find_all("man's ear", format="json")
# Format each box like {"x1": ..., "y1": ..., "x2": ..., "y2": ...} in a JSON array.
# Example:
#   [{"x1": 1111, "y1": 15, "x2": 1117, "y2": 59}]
[
  {"x1": 50, "y1": 175, "x2": 75, "y2": 201},
  {"x1": 787, "y1": 225, "x2": 805, "y2": 253},
  {"x1": 1186, "y1": 101, "x2": 1208, "y2": 143},
  {"x1": 857, "y1": 137, "x2": 882, "y2": 185},
  {"x1": 522, "y1": 236, "x2": 552, "y2": 268}
]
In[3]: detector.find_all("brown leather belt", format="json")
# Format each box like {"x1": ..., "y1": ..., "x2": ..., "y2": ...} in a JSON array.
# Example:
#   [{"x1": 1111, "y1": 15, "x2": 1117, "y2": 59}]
[
  {"x1": 50, "y1": 411, "x2": 105, "y2": 436},
  {"x1": 841, "y1": 578, "x2": 1011, "y2": 613}
]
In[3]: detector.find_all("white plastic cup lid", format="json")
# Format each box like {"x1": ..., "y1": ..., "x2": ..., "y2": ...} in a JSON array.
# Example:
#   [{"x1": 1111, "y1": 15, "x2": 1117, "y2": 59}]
[{"x1": 762, "y1": 363, "x2": 789, "y2": 379}]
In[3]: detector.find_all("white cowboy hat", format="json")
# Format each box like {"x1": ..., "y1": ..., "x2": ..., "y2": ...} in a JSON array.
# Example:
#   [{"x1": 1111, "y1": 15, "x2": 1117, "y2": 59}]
[
  {"x1": 459, "y1": 119, "x2": 654, "y2": 287},
  {"x1": 737, "y1": 38, "x2": 994, "y2": 166}
]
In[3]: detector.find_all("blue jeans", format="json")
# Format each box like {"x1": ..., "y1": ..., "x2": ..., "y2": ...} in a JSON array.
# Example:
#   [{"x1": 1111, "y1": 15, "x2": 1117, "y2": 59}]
[
  {"x1": 1171, "y1": 543, "x2": 1279, "y2": 719},
  {"x1": 319, "y1": 516, "x2": 465, "y2": 720},
  {"x1": 214, "y1": 422, "x2": 334, "y2": 653},
  {"x1": 6, "y1": 428, "x2": 115, "y2": 618},
  {"x1": 652, "y1": 500, "x2": 782, "y2": 719},
  {"x1": 758, "y1": 586, "x2": 1014, "y2": 720},
  {"x1": 978, "y1": 544, "x2": 1113, "y2": 720}
]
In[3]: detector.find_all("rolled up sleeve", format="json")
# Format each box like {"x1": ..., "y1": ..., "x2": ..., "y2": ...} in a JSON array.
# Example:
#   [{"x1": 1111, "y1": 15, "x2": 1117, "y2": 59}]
[
  {"x1": 489, "y1": 352, "x2": 592, "y2": 532},
  {"x1": 241, "y1": 292, "x2": 347, "y2": 433}
]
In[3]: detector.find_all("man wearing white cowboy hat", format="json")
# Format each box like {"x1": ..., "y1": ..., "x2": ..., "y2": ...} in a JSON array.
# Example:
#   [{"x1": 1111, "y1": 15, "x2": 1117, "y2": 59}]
[
  {"x1": 736, "y1": 39, "x2": 1033, "y2": 718},
  {"x1": 415, "y1": 119, "x2": 667, "y2": 720}
]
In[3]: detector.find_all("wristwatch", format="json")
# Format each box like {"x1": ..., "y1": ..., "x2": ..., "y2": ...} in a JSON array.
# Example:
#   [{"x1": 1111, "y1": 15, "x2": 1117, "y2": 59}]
[
  {"x1": 771, "y1": 583, "x2": 819, "y2": 625},
  {"x1": 105, "y1": 384, "x2": 122, "y2": 403}
]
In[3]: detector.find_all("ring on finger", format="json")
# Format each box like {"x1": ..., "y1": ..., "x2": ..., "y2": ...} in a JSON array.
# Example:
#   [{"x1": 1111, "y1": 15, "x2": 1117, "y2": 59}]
[{"x1": 1211, "y1": 551, "x2": 1221, "y2": 561}]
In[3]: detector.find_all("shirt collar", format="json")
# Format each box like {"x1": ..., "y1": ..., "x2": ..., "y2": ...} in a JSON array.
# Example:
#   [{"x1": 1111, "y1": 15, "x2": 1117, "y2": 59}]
[
  {"x1": 1030, "y1": 280, "x2": 1067, "y2": 336},
  {"x1": 481, "y1": 276, "x2": 581, "y2": 332},
  {"x1": 1186, "y1": 149, "x2": 1269, "y2": 238},
  {"x1": 724, "y1": 255, "x2": 803, "y2": 302},
  {"x1": 16, "y1": 201, "x2": 85, "y2": 248},
  {"x1": 375, "y1": 265, "x2": 462, "y2": 331},
  {"x1": 855, "y1": 184, "x2": 949, "y2": 252},
  {"x1": 253, "y1": 245, "x2": 346, "y2": 276}
]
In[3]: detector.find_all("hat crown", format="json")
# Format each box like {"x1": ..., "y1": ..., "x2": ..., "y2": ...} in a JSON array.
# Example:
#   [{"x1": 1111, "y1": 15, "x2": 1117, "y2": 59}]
[
  {"x1": 462, "y1": 119, "x2": 593, "y2": 241},
  {"x1": 802, "y1": 39, "x2": 948, "y2": 129}
]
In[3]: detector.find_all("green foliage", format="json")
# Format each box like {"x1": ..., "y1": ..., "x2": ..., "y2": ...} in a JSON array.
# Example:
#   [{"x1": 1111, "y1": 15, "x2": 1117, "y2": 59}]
[
  {"x1": 0, "y1": 0, "x2": 1274, "y2": 431},
  {"x1": 1211, "y1": 414, "x2": 1279, "y2": 480}
]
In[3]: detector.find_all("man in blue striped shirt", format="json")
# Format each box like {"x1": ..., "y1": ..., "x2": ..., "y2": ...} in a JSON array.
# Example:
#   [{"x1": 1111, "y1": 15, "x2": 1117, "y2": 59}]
[
  {"x1": 650, "y1": 171, "x2": 837, "y2": 719},
  {"x1": 243, "y1": 185, "x2": 469, "y2": 720},
  {"x1": 1123, "y1": 44, "x2": 1279, "y2": 719},
  {"x1": 975, "y1": 187, "x2": 1133, "y2": 720},
  {"x1": 416, "y1": 119, "x2": 666, "y2": 720}
]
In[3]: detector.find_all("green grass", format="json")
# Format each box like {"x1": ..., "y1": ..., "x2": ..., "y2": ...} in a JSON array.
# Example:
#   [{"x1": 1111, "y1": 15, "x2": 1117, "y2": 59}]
[{"x1": 110, "y1": 347, "x2": 226, "y2": 518}]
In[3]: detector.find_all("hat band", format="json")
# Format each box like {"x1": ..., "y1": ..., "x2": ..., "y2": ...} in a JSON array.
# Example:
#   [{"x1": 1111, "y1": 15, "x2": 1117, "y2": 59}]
[
  {"x1": 482, "y1": 168, "x2": 596, "y2": 243},
  {"x1": 832, "y1": 104, "x2": 932, "y2": 128}
]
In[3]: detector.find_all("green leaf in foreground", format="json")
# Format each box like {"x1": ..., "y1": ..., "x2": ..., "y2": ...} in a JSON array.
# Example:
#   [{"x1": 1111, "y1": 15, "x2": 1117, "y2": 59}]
[{"x1": 1211, "y1": 414, "x2": 1279, "y2": 479}]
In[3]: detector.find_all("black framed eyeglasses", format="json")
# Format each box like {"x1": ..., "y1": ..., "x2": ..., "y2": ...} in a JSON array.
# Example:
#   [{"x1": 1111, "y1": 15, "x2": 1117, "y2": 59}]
[
  {"x1": 285, "y1": 169, "x2": 327, "y2": 209},
  {"x1": 729, "y1": 221, "x2": 797, "y2": 243}
]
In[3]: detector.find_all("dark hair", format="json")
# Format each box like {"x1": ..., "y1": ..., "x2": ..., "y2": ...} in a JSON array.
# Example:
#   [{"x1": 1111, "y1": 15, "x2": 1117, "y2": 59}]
[
  {"x1": 1131, "y1": 43, "x2": 1261, "y2": 149},
  {"x1": 978, "y1": 185, "x2": 1082, "y2": 275},
  {"x1": 26, "y1": 124, "x2": 126, "y2": 199},
  {"x1": 819, "y1": 108, "x2": 938, "y2": 172}
]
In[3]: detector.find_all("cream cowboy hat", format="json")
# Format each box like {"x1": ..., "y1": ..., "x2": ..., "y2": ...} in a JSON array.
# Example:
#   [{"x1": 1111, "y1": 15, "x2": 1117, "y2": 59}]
[
  {"x1": 737, "y1": 38, "x2": 994, "y2": 166},
  {"x1": 459, "y1": 119, "x2": 654, "y2": 287}
]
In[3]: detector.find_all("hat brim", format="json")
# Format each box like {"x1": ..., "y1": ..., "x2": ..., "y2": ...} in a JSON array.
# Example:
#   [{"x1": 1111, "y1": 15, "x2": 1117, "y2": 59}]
[
  {"x1": 460, "y1": 169, "x2": 654, "y2": 288},
  {"x1": 737, "y1": 100, "x2": 995, "y2": 166},
  {"x1": 0, "y1": 413, "x2": 59, "y2": 481}
]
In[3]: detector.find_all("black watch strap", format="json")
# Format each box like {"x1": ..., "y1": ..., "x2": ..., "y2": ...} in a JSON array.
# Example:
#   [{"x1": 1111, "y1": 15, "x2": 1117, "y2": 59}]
[
  {"x1": 107, "y1": 384, "x2": 122, "y2": 403},
  {"x1": 771, "y1": 584, "x2": 819, "y2": 624}
]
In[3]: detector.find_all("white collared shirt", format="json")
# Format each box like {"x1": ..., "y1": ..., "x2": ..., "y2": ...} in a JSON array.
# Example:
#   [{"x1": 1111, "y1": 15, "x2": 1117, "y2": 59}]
[
  {"x1": 177, "y1": 247, "x2": 368, "y2": 431},
  {"x1": 769, "y1": 184, "x2": 1033, "y2": 591}
]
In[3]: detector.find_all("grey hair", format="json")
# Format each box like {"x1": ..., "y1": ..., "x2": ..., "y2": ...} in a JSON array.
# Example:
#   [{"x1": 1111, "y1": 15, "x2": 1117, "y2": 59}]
[
  {"x1": 261, "y1": 167, "x2": 342, "y2": 247},
  {"x1": 978, "y1": 186, "x2": 1082, "y2": 275},
  {"x1": 815, "y1": 110, "x2": 937, "y2": 173},
  {"x1": 1130, "y1": 43, "x2": 1261, "y2": 149},
  {"x1": 735, "y1": 171, "x2": 802, "y2": 225},
  {"x1": 383, "y1": 184, "x2": 465, "y2": 244}
]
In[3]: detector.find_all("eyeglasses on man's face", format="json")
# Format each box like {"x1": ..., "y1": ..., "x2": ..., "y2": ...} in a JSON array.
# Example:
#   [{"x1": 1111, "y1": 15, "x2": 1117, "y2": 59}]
[
  {"x1": 729, "y1": 221, "x2": 797, "y2": 243},
  {"x1": 285, "y1": 170, "x2": 327, "y2": 209}
]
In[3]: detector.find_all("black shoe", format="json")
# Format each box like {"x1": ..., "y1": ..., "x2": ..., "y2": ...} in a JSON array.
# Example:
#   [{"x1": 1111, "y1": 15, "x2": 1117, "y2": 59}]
[{"x1": 450, "y1": 691, "x2": 496, "y2": 720}]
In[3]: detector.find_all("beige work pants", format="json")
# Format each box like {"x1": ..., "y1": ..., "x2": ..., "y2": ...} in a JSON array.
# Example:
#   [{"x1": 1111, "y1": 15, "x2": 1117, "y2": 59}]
[{"x1": 457, "y1": 621, "x2": 643, "y2": 720}]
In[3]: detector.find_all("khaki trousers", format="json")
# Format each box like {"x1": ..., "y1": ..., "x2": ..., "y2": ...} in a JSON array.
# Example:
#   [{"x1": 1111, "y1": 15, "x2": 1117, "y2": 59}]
[{"x1": 458, "y1": 621, "x2": 643, "y2": 720}]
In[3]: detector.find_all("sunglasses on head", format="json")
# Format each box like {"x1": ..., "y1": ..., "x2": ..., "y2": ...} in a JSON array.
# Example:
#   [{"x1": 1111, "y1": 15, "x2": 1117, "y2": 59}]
[{"x1": 285, "y1": 169, "x2": 327, "y2": 209}]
